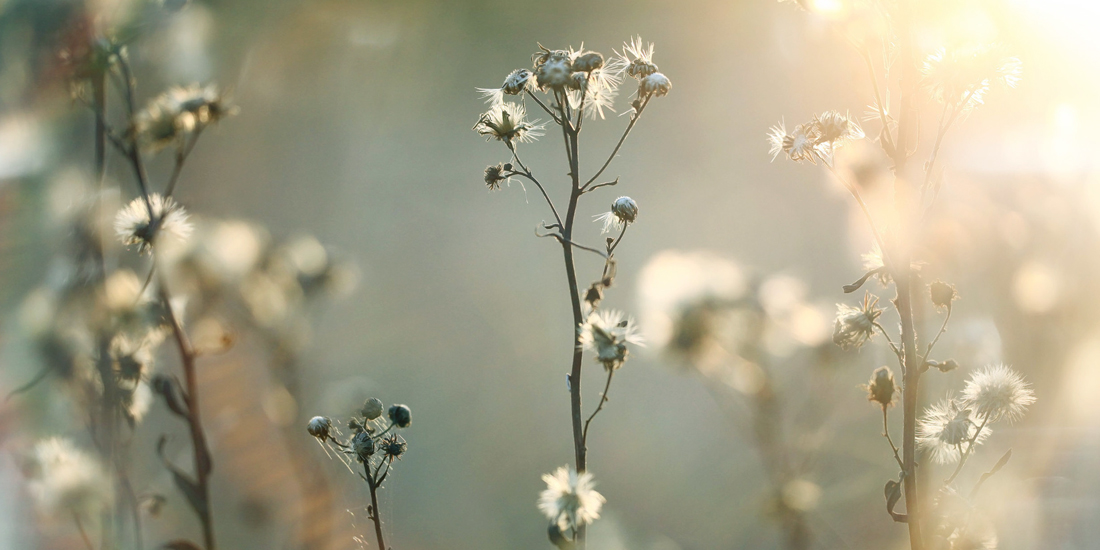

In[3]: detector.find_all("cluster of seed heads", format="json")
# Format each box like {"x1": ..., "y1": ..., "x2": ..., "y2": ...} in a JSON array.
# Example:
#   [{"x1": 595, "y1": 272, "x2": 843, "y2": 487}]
[{"x1": 307, "y1": 397, "x2": 411, "y2": 463}]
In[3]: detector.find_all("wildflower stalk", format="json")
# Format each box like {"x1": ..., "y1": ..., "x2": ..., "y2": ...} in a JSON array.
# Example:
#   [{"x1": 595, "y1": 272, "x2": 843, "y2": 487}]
[
  {"x1": 161, "y1": 285, "x2": 217, "y2": 550},
  {"x1": 100, "y1": 55, "x2": 223, "y2": 550},
  {"x1": 478, "y1": 42, "x2": 665, "y2": 547},
  {"x1": 365, "y1": 461, "x2": 388, "y2": 550},
  {"x1": 90, "y1": 66, "x2": 147, "y2": 550},
  {"x1": 890, "y1": 1, "x2": 926, "y2": 545}
]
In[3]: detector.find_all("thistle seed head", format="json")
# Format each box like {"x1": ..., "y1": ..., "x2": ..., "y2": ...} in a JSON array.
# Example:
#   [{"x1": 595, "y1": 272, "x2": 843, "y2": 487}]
[
  {"x1": 307, "y1": 416, "x2": 332, "y2": 439},
  {"x1": 388, "y1": 404, "x2": 412, "y2": 428}
]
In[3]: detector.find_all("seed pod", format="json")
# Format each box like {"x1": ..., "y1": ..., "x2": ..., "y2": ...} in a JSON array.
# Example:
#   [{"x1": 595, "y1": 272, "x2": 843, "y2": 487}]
[
  {"x1": 306, "y1": 416, "x2": 331, "y2": 439},
  {"x1": 352, "y1": 431, "x2": 375, "y2": 461},
  {"x1": 388, "y1": 404, "x2": 412, "y2": 428},
  {"x1": 866, "y1": 366, "x2": 897, "y2": 407},
  {"x1": 930, "y1": 280, "x2": 957, "y2": 310},
  {"x1": 360, "y1": 397, "x2": 384, "y2": 421}
]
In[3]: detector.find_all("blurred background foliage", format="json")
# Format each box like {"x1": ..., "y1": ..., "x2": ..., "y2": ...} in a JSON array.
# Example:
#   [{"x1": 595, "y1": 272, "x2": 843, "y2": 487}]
[{"x1": 0, "y1": 0, "x2": 1099, "y2": 548}]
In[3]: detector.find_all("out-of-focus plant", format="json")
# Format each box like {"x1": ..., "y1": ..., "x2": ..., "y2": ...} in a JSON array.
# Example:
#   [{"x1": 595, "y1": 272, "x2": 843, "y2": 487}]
[
  {"x1": 307, "y1": 399, "x2": 412, "y2": 550},
  {"x1": 638, "y1": 250, "x2": 837, "y2": 549},
  {"x1": 768, "y1": 2, "x2": 1036, "y2": 548},
  {"x1": 473, "y1": 37, "x2": 670, "y2": 548},
  {"x1": 7, "y1": 3, "x2": 355, "y2": 550}
]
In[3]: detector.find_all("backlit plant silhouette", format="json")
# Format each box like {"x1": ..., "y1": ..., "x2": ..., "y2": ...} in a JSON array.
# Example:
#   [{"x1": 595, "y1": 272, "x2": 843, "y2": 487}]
[
  {"x1": 474, "y1": 37, "x2": 670, "y2": 547},
  {"x1": 768, "y1": 2, "x2": 1036, "y2": 549}
]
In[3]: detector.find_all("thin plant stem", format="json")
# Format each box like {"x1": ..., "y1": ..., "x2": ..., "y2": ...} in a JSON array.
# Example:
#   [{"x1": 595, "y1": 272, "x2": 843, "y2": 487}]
[
  {"x1": 882, "y1": 407, "x2": 905, "y2": 470},
  {"x1": 165, "y1": 126, "x2": 204, "y2": 197},
  {"x1": 860, "y1": 46, "x2": 895, "y2": 154},
  {"x1": 921, "y1": 88, "x2": 974, "y2": 202},
  {"x1": 161, "y1": 282, "x2": 217, "y2": 550},
  {"x1": 581, "y1": 369, "x2": 615, "y2": 445},
  {"x1": 537, "y1": 231, "x2": 609, "y2": 259},
  {"x1": 824, "y1": 163, "x2": 889, "y2": 264},
  {"x1": 505, "y1": 141, "x2": 562, "y2": 227},
  {"x1": 526, "y1": 90, "x2": 563, "y2": 125},
  {"x1": 944, "y1": 418, "x2": 989, "y2": 485},
  {"x1": 874, "y1": 321, "x2": 904, "y2": 362},
  {"x1": 920, "y1": 307, "x2": 952, "y2": 367},
  {"x1": 582, "y1": 97, "x2": 649, "y2": 189}
]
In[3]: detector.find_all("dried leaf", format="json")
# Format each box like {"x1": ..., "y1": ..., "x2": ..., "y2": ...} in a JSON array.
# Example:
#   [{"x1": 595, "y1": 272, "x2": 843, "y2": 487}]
[{"x1": 885, "y1": 478, "x2": 906, "y2": 523}]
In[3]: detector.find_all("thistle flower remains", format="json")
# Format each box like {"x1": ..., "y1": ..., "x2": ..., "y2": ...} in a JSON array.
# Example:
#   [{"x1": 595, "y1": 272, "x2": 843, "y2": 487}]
[
  {"x1": 832, "y1": 293, "x2": 882, "y2": 350},
  {"x1": 538, "y1": 466, "x2": 606, "y2": 533},
  {"x1": 114, "y1": 194, "x2": 193, "y2": 253}
]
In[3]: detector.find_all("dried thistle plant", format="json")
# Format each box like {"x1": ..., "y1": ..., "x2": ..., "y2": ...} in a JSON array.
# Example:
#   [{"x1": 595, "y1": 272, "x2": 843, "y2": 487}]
[
  {"x1": 474, "y1": 37, "x2": 670, "y2": 548},
  {"x1": 307, "y1": 398, "x2": 412, "y2": 550},
  {"x1": 5, "y1": 3, "x2": 351, "y2": 549},
  {"x1": 768, "y1": 2, "x2": 1035, "y2": 548}
]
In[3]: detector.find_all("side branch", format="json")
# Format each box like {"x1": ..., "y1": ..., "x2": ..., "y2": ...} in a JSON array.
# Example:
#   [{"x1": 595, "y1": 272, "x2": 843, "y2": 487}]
[
  {"x1": 582, "y1": 97, "x2": 651, "y2": 188},
  {"x1": 506, "y1": 141, "x2": 563, "y2": 228}
]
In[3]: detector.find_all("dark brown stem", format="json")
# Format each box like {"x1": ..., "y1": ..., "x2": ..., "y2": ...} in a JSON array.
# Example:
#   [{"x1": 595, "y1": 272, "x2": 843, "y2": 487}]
[
  {"x1": 505, "y1": 141, "x2": 562, "y2": 227},
  {"x1": 559, "y1": 90, "x2": 588, "y2": 549},
  {"x1": 365, "y1": 463, "x2": 388, "y2": 550},
  {"x1": 582, "y1": 97, "x2": 649, "y2": 189},
  {"x1": 581, "y1": 369, "x2": 615, "y2": 445},
  {"x1": 165, "y1": 125, "x2": 204, "y2": 197},
  {"x1": 162, "y1": 284, "x2": 217, "y2": 550}
]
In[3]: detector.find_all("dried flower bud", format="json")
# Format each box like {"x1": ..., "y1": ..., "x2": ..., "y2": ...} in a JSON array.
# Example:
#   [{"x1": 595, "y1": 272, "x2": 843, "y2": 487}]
[
  {"x1": 381, "y1": 434, "x2": 407, "y2": 462},
  {"x1": 388, "y1": 404, "x2": 412, "y2": 428},
  {"x1": 484, "y1": 164, "x2": 508, "y2": 190},
  {"x1": 639, "y1": 72, "x2": 671, "y2": 97},
  {"x1": 611, "y1": 196, "x2": 638, "y2": 224},
  {"x1": 573, "y1": 52, "x2": 604, "y2": 72},
  {"x1": 930, "y1": 280, "x2": 958, "y2": 310},
  {"x1": 306, "y1": 416, "x2": 331, "y2": 439},
  {"x1": 584, "y1": 283, "x2": 604, "y2": 306},
  {"x1": 832, "y1": 293, "x2": 883, "y2": 350},
  {"x1": 352, "y1": 431, "x2": 375, "y2": 461},
  {"x1": 348, "y1": 418, "x2": 363, "y2": 432},
  {"x1": 502, "y1": 69, "x2": 532, "y2": 95},
  {"x1": 567, "y1": 72, "x2": 589, "y2": 91},
  {"x1": 114, "y1": 194, "x2": 193, "y2": 254},
  {"x1": 535, "y1": 50, "x2": 573, "y2": 89},
  {"x1": 360, "y1": 397, "x2": 384, "y2": 420},
  {"x1": 865, "y1": 366, "x2": 897, "y2": 407},
  {"x1": 596, "y1": 196, "x2": 639, "y2": 234}
]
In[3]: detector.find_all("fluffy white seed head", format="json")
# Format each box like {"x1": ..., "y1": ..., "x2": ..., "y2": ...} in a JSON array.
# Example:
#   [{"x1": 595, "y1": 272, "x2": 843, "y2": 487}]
[
  {"x1": 961, "y1": 364, "x2": 1036, "y2": 423},
  {"x1": 578, "y1": 309, "x2": 644, "y2": 370},
  {"x1": 114, "y1": 194, "x2": 193, "y2": 254},
  {"x1": 917, "y1": 398, "x2": 990, "y2": 464},
  {"x1": 537, "y1": 466, "x2": 606, "y2": 532},
  {"x1": 639, "y1": 72, "x2": 671, "y2": 97},
  {"x1": 473, "y1": 102, "x2": 546, "y2": 144}
]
